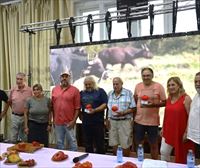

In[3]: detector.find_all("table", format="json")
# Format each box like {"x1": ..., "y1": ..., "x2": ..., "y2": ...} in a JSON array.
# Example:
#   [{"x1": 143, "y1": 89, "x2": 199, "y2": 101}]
[{"x1": 0, "y1": 143, "x2": 187, "y2": 168}]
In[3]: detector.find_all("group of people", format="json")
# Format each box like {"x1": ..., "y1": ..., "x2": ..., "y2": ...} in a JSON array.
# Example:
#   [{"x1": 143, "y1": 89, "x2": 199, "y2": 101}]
[{"x1": 0, "y1": 68, "x2": 199, "y2": 164}]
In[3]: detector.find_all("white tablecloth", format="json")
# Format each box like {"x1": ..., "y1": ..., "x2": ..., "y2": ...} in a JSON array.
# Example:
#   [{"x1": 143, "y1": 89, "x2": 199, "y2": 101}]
[{"x1": 0, "y1": 143, "x2": 187, "y2": 168}]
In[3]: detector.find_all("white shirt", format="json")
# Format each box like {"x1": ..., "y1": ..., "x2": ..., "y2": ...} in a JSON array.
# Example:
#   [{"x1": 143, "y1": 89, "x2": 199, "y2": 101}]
[{"x1": 187, "y1": 93, "x2": 200, "y2": 144}]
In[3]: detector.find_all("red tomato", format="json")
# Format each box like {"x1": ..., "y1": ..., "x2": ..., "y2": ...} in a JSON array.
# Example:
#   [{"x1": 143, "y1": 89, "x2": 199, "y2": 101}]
[
  {"x1": 141, "y1": 95, "x2": 149, "y2": 101},
  {"x1": 52, "y1": 151, "x2": 68, "y2": 161},
  {"x1": 17, "y1": 142, "x2": 26, "y2": 150},
  {"x1": 32, "y1": 141, "x2": 40, "y2": 147},
  {"x1": 122, "y1": 161, "x2": 137, "y2": 168},
  {"x1": 73, "y1": 161, "x2": 92, "y2": 168},
  {"x1": 111, "y1": 105, "x2": 118, "y2": 112},
  {"x1": 115, "y1": 161, "x2": 138, "y2": 168},
  {"x1": 85, "y1": 104, "x2": 92, "y2": 110}
]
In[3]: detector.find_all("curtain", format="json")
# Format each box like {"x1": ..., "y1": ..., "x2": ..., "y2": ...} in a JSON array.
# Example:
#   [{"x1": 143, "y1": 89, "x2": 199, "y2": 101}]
[{"x1": 0, "y1": 0, "x2": 74, "y2": 140}]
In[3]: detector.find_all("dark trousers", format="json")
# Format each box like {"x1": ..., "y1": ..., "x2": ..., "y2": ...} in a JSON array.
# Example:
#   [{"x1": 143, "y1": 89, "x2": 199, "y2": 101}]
[
  {"x1": 82, "y1": 123, "x2": 105, "y2": 154},
  {"x1": 28, "y1": 120, "x2": 49, "y2": 147}
]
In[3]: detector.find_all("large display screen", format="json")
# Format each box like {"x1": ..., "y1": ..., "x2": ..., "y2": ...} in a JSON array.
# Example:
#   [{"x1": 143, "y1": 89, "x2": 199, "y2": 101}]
[{"x1": 50, "y1": 33, "x2": 200, "y2": 125}]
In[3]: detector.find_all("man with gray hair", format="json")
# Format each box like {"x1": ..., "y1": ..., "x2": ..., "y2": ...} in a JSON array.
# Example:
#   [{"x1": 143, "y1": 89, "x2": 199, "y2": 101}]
[
  {"x1": 0, "y1": 72, "x2": 32, "y2": 143},
  {"x1": 107, "y1": 77, "x2": 136, "y2": 157},
  {"x1": 187, "y1": 72, "x2": 200, "y2": 158}
]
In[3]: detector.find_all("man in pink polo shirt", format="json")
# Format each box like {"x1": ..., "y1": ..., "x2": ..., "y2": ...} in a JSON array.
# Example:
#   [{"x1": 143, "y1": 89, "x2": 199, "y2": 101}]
[
  {"x1": 134, "y1": 67, "x2": 166, "y2": 159},
  {"x1": 52, "y1": 70, "x2": 80, "y2": 151},
  {"x1": 0, "y1": 72, "x2": 32, "y2": 143}
]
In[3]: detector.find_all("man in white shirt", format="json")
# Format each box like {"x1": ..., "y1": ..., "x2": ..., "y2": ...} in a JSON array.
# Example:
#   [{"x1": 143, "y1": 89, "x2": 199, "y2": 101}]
[{"x1": 187, "y1": 72, "x2": 200, "y2": 158}]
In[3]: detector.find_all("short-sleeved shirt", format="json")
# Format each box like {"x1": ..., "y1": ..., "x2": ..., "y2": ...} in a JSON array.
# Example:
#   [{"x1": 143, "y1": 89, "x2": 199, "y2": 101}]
[
  {"x1": 52, "y1": 85, "x2": 80, "y2": 125},
  {"x1": 0, "y1": 90, "x2": 8, "y2": 113},
  {"x1": 80, "y1": 88, "x2": 108, "y2": 125},
  {"x1": 187, "y1": 93, "x2": 200, "y2": 144},
  {"x1": 25, "y1": 96, "x2": 50, "y2": 123},
  {"x1": 9, "y1": 86, "x2": 32, "y2": 114},
  {"x1": 134, "y1": 81, "x2": 166, "y2": 126},
  {"x1": 107, "y1": 88, "x2": 136, "y2": 119}
]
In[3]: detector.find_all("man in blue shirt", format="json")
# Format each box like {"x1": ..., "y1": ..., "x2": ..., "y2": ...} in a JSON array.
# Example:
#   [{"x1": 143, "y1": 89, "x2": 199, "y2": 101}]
[{"x1": 80, "y1": 76, "x2": 108, "y2": 154}]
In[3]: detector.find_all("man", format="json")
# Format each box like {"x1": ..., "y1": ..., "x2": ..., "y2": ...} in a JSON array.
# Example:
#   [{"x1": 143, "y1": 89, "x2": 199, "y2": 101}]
[
  {"x1": 52, "y1": 70, "x2": 80, "y2": 151},
  {"x1": 0, "y1": 72, "x2": 32, "y2": 143},
  {"x1": 134, "y1": 67, "x2": 166, "y2": 159},
  {"x1": 107, "y1": 77, "x2": 136, "y2": 157},
  {"x1": 80, "y1": 76, "x2": 108, "y2": 154},
  {"x1": 187, "y1": 72, "x2": 200, "y2": 158},
  {"x1": 0, "y1": 90, "x2": 9, "y2": 121}
]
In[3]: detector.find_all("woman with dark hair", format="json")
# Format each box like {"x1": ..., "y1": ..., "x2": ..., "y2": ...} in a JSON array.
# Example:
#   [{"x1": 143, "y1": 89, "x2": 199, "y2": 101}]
[
  {"x1": 160, "y1": 77, "x2": 195, "y2": 163},
  {"x1": 24, "y1": 84, "x2": 52, "y2": 147}
]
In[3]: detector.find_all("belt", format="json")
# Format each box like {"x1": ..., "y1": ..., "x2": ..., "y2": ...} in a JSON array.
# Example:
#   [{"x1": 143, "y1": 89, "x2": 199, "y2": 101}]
[
  {"x1": 12, "y1": 112, "x2": 24, "y2": 116},
  {"x1": 110, "y1": 117, "x2": 129, "y2": 121}
]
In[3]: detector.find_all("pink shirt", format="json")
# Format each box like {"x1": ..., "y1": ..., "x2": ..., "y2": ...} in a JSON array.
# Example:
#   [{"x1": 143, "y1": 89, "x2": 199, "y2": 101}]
[
  {"x1": 134, "y1": 82, "x2": 166, "y2": 126},
  {"x1": 52, "y1": 85, "x2": 80, "y2": 125},
  {"x1": 9, "y1": 85, "x2": 32, "y2": 114}
]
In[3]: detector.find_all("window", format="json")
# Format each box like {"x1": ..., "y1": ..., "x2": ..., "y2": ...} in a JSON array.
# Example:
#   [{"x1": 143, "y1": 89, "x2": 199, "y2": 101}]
[{"x1": 73, "y1": 0, "x2": 197, "y2": 42}]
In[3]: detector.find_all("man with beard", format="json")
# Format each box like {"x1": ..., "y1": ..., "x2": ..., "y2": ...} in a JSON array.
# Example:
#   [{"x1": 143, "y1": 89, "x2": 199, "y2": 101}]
[
  {"x1": 52, "y1": 70, "x2": 80, "y2": 151},
  {"x1": 187, "y1": 72, "x2": 200, "y2": 158}
]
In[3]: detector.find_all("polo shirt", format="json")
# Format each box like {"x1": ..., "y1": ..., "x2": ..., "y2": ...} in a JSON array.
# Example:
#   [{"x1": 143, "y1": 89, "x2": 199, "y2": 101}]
[
  {"x1": 9, "y1": 86, "x2": 32, "y2": 114},
  {"x1": 52, "y1": 85, "x2": 80, "y2": 125}
]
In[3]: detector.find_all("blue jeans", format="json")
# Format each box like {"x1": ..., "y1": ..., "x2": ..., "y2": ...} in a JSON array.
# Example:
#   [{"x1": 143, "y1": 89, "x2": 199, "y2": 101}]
[{"x1": 54, "y1": 125, "x2": 77, "y2": 151}]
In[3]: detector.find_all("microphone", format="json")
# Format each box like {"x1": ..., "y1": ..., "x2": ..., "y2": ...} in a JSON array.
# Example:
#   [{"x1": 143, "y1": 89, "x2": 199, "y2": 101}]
[{"x1": 73, "y1": 153, "x2": 89, "y2": 163}]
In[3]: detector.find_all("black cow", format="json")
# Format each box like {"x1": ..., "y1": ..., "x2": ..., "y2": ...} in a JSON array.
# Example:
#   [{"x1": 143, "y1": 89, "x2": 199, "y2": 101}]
[
  {"x1": 98, "y1": 45, "x2": 153, "y2": 69},
  {"x1": 50, "y1": 47, "x2": 107, "y2": 85}
]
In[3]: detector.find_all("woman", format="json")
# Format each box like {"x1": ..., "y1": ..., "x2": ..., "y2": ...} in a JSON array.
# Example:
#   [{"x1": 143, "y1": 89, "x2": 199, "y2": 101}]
[
  {"x1": 160, "y1": 77, "x2": 195, "y2": 163},
  {"x1": 80, "y1": 76, "x2": 108, "y2": 154},
  {"x1": 24, "y1": 84, "x2": 52, "y2": 147}
]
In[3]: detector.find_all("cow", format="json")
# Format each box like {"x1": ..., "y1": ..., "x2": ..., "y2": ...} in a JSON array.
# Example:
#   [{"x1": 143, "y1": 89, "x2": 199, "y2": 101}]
[
  {"x1": 50, "y1": 47, "x2": 107, "y2": 85},
  {"x1": 98, "y1": 45, "x2": 153, "y2": 69}
]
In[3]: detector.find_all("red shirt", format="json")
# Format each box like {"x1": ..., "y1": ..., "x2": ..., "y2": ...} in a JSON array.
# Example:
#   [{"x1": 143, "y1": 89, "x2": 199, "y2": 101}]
[
  {"x1": 163, "y1": 94, "x2": 194, "y2": 163},
  {"x1": 52, "y1": 85, "x2": 80, "y2": 125},
  {"x1": 9, "y1": 86, "x2": 32, "y2": 114}
]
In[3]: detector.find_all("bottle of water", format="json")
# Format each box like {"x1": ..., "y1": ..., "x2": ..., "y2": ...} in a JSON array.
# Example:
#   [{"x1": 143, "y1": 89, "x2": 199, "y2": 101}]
[
  {"x1": 137, "y1": 144, "x2": 144, "y2": 162},
  {"x1": 187, "y1": 149, "x2": 195, "y2": 168},
  {"x1": 117, "y1": 145, "x2": 123, "y2": 163}
]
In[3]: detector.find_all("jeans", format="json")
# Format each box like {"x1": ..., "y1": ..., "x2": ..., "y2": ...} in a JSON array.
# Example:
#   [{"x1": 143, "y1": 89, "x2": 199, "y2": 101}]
[
  {"x1": 54, "y1": 125, "x2": 77, "y2": 151},
  {"x1": 160, "y1": 137, "x2": 173, "y2": 161},
  {"x1": 10, "y1": 114, "x2": 27, "y2": 143}
]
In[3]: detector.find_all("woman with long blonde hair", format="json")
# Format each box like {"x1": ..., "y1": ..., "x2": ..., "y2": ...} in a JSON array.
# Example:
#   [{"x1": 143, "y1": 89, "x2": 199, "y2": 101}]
[{"x1": 160, "y1": 77, "x2": 195, "y2": 163}]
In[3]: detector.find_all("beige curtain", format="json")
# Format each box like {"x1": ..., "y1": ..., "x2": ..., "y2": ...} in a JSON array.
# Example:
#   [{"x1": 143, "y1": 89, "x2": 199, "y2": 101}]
[{"x1": 0, "y1": 0, "x2": 74, "y2": 140}]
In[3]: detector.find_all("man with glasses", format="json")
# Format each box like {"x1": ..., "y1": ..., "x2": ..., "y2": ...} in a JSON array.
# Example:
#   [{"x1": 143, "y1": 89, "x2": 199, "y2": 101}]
[
  {"x1": 52, "y1": 70, "x2": 80, "y2": 151},
  {"x1": 0, "y1": 72, "x2": 32, "y2": 143}
]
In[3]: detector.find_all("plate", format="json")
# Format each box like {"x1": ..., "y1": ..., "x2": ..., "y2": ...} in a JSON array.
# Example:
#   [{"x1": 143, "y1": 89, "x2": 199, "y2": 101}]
[{"x1": 7, "y1": 143, "x2": 44, "y2": 153}]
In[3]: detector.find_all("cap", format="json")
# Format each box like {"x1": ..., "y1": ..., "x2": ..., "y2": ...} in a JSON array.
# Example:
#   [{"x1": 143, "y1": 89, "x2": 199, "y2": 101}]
[{"x1": 60, "y1": 70, "x2": 71, "y2": 76}]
